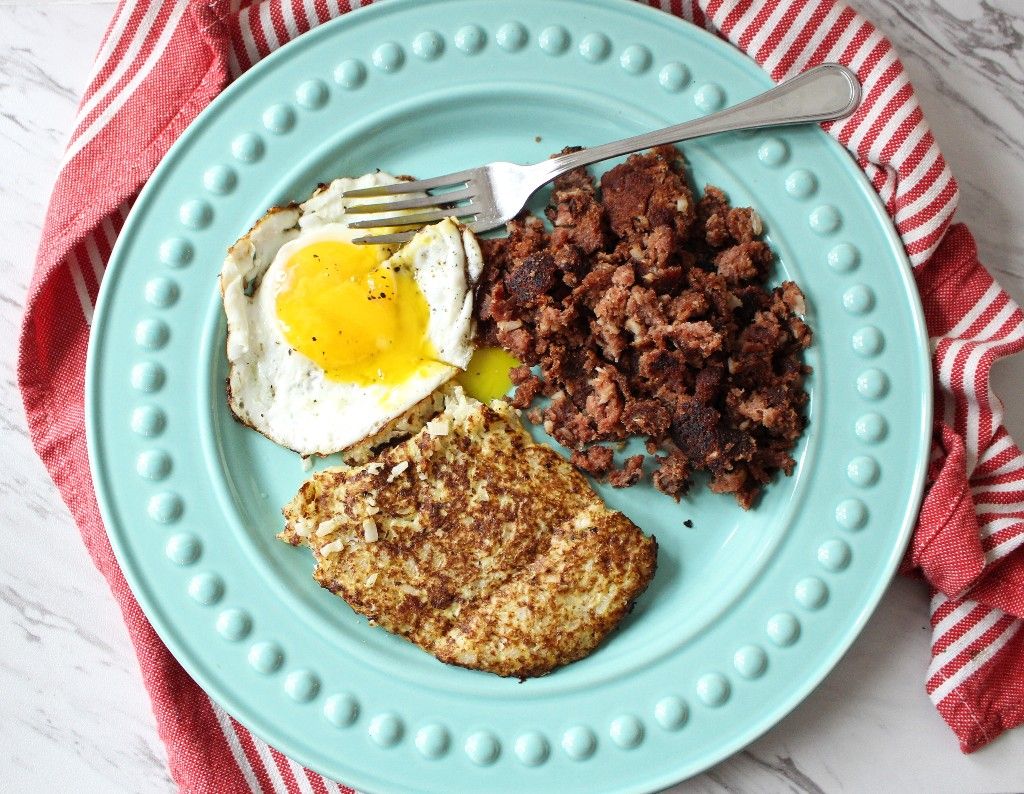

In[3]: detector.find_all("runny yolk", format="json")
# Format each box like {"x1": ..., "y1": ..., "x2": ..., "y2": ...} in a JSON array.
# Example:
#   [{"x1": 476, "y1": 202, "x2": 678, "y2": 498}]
[
  {"x1": 275, "y1": 240, "x2": 436, "y2": 385},
  {"x1": 456, "y1": 346, "x2": 520, "y2": 403}
]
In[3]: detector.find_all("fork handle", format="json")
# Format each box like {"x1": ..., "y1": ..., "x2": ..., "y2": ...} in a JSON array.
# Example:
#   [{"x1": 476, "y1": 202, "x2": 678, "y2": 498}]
[{"x1": 526, "y1": 63, "x2": 861, "y2": 187}]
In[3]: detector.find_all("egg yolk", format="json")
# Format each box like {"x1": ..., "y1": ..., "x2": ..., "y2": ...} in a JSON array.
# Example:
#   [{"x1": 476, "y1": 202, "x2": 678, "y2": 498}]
[
  {"x1": 276, "y1": 240, "x2": 437, "y2": 385},
  {"x1": 456, "y1": 346, "x2": 520, "y2": 403}
]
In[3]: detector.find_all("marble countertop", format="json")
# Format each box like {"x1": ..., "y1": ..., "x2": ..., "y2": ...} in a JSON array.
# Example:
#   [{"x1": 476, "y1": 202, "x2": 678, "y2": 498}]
[{"x1": 2, "y1": 1, "x2": 1023, "y2": 792}]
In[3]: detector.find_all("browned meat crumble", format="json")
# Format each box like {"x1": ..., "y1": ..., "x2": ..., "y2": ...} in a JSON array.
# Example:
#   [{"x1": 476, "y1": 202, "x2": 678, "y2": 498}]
[{"x1": 476, "y1": 145, "x2": 811, "y2": 509}]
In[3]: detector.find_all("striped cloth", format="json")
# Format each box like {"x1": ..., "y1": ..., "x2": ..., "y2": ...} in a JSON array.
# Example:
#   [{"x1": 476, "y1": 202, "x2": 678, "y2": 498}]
[{"x1": 17, "y1": 0, "x2": 1024, "y2": 790}]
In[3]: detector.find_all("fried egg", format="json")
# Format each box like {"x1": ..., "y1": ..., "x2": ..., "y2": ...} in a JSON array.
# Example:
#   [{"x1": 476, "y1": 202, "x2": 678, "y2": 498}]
[{"x1": 220, "y1": 172, "x2": 483, "y2": 457}]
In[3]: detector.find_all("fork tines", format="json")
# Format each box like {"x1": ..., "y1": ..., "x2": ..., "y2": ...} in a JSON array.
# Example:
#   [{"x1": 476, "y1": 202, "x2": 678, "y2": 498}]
[{"x1": 343, "y1": 170, "x2": 480, "y2": 244}]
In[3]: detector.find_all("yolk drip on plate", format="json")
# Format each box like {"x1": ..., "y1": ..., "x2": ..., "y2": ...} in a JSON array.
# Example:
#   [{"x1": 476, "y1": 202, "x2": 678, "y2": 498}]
[
  {"x1": 276, "y1": 240, "x2": 438, "y2": 386},
  {"x1": 457, "y1": 346, "x2": 520, "y2": 403}
]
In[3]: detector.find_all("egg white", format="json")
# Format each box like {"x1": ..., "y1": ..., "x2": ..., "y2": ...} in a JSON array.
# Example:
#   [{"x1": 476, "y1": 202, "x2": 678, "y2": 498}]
[{"x1": 220, "y1": 172, "x2": 482, "y2": 457}]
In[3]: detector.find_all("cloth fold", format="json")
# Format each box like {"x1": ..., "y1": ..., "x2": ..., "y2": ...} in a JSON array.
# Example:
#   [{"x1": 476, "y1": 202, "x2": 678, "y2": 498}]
[{"x1": 18, "y1": 0, "x2": 1024, "y2": 789}]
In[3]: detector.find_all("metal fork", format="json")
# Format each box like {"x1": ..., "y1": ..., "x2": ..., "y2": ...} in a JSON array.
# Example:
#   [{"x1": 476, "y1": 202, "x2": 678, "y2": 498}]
[{"x1": 343, "y1": 63, "x2": 861, "y2": 244}]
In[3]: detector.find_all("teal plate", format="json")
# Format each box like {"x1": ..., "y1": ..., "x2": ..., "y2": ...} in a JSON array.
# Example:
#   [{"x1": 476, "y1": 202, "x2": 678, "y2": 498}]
[{"x1": 86, "y1": 1, "x2": 931, "y2": 791}]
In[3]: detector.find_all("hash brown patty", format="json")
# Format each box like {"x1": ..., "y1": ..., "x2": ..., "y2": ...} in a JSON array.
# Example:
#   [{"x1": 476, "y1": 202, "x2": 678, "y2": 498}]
[{"x1": 281, "y1": 390, "x2": 657, "y2": 678}]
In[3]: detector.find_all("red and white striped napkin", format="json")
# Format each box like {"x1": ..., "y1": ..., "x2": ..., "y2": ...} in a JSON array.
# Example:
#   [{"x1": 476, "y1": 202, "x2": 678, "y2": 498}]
[{"x1": 18, "y1": 1, "x2": 1024, "y2": 790}]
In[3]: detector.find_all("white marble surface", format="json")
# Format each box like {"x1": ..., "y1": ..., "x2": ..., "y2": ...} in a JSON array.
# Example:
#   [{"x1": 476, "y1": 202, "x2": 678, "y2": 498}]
[{"x1": 2, "y1": 1, "x2": 1024, "y2": 792}]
